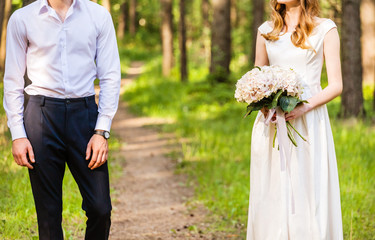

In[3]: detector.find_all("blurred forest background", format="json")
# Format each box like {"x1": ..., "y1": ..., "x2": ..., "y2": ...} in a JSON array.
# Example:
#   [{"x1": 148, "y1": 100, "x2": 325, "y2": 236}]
[{"x1": 0, "y1": 0, "x2": 375, "y2": 239}]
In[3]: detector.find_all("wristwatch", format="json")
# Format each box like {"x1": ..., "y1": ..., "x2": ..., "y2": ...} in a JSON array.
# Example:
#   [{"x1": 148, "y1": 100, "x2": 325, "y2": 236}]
[{"x1": 94, "y1": 130, "x2": 110, "y2": 139}]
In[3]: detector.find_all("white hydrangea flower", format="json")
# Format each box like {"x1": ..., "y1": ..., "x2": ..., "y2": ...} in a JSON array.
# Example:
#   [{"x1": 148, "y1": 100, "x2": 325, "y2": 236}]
[{"x1": 234, "y1": 65, "x2": 303, "y2": 104}]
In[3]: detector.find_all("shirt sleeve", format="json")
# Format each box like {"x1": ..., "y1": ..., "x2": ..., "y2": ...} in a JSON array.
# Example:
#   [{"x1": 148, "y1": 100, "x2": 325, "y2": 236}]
[
  {"x1": 3, "y1": 11, "x2": 28, "y2": 140},
  {"x1": 95, "y1": 10, "x2": 121, "y2": 132}
]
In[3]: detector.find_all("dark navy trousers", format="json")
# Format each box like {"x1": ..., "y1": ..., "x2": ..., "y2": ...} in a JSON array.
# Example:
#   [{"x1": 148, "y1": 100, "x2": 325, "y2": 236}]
[{"x1": 24, "y1": 95, "x2": 112, "y2": 240}]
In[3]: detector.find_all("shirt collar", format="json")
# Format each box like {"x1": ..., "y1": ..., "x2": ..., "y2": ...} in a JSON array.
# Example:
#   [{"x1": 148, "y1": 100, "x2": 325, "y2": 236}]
[
  {"x1": 39, "y1": 0, "x2": 49, "y2": 14},
  {"x1": 39, "y1": 0, "x2": 80, "y2": 15}
]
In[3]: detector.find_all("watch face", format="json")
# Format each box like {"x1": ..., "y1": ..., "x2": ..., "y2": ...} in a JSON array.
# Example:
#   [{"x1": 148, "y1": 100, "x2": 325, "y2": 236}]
[{"x1": 104, "y1": 131, "x2": 110, "y2": 139}]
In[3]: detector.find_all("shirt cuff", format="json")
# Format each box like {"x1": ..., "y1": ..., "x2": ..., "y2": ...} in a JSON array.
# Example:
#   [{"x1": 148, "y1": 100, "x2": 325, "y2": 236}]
[
  {"x1": 10, "y1": 125, "x2": 27, "y2": 140},
  {"x1": 95, "y1": 114, "x2": 113, "y2": 132}
]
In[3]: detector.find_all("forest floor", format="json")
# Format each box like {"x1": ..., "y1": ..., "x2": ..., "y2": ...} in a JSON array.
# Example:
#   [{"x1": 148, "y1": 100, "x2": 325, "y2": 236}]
[{"x1": 106, "y1": 62, "x2": 225, "y2": 240}]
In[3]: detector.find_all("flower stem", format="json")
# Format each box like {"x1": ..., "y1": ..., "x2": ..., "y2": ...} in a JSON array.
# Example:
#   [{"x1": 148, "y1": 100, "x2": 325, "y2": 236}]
[
  {"x1": 286, "y1": 121, "x2": 307, "y2": 141},
  {"x1": 286, "y1": 123, "x2": 298, "y2": 147},
  {"x1": 273, "y1": 125, "x2": 277, "y2": 148}
]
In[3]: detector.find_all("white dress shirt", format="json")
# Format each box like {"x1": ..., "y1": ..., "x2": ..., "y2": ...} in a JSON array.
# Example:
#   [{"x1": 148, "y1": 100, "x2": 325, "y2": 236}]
[{"x1": 3, "y1": 0, "x2": 121, "y2": 140}]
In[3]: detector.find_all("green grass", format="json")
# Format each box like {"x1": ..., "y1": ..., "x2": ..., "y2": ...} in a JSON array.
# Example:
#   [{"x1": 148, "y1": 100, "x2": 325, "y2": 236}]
[
  {"x1": 121, "y1": 47, "x2": 375, "y2": 239},
  {"x1": 0, "y1": 81, "x2": 122, "y2": 239}
]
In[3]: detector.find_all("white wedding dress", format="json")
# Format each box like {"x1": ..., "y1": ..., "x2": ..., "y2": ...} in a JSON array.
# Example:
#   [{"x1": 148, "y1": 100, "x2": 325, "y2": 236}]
[{"x1": 246, "y1": 19, "x2": 343, "y2": 240}]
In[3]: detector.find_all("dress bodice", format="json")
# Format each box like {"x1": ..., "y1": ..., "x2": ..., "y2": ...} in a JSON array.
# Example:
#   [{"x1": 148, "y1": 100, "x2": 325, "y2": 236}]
[{"x1": 258, "y1": 19, "x2": 337, "y2": 99}]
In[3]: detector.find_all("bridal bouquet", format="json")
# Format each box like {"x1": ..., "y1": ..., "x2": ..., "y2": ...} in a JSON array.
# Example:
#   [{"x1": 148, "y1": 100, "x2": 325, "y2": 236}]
[{"x1": 234, "y1": 65, "x2": 307, "y2": 147}]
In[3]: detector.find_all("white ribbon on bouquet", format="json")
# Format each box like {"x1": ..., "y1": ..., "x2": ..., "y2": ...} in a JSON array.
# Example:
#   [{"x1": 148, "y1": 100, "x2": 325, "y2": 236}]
[{"x1": 264, "y1": 107, "x2": 296, "y2": 215}]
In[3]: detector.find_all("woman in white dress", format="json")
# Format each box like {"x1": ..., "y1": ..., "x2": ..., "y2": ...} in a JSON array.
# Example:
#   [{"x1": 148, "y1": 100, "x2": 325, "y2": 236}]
[{"x1": 246, "y1": 0, "x2": 344, "y2": 239}]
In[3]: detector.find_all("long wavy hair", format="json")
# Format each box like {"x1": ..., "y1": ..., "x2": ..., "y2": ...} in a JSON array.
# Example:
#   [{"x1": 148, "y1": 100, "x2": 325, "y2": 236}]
[{"x1": 262, "y1": 0, "x2": 320, "y2": 50}]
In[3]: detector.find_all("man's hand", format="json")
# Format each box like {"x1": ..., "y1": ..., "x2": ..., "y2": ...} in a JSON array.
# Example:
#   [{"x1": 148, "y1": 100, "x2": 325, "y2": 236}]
[
  {"x1": 12, "y1": 138, "x2": 35, "y2": 169},
  {"x1": 86, "y1": 134, "x2": 108, "y2": 170}
]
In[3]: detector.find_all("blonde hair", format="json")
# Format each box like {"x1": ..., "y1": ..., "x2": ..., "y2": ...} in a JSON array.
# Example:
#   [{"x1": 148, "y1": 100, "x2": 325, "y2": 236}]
[{"x1": 262, "y1": 0, "x2": 320, "y2": 50}]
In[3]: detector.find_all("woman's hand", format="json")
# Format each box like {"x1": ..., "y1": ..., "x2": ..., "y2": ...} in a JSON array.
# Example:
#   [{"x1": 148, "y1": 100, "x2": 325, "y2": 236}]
[
  {"x1": 261, "y1": 107, "x2": 276, "y2": 121},
  {"x1": 285, "y1": 103, "x2": 313, "y2": 121},
  {"x1": 261, "y1": 107, "x2": 269, "y2": 117}
]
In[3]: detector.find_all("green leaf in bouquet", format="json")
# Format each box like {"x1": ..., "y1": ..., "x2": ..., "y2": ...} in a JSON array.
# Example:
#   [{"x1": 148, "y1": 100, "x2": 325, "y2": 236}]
[
  {"x1": 270, "y1": 90, "x2": 284, "y2": 109},
  {"x1": 252, "y1": 101, "x2": 265, "y2": 111},
  {"x1": 298, "y1": 99, "x2": 309, "y2": 104},
  {"x1": 254, "y1": 66, "x2": 262, "y2": 71},
  {"x1": 279, "y1": 96, "x2": 299, "y2": 112},
  {"x1": 243, "y1": 98, "x2": 271, "y2": 119},
  {"x1": 243, "y1": 105, "x2": 254, "y2": 118}
]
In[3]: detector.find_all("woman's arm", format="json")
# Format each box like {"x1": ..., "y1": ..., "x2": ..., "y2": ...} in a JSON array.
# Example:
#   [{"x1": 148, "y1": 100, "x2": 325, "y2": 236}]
[
  {"x1": 254, "y1": 30, "x2": 271, "y2": 116},
  {"x1": 285, "y1": 28, "x2": 343, "y2": 121},
  {"x1": 254, "y1": 30, "x2": 269, "y2": 67}
]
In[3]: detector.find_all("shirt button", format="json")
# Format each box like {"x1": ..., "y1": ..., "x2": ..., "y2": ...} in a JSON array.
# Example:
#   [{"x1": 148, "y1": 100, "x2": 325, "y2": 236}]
[{"x1": 66, "y1": 100, "x2": 70, "y2": 104}]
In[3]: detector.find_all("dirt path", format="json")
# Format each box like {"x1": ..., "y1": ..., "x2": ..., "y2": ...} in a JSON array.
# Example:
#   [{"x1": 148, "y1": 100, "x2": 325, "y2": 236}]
[{"x1": 108, "y1": 62, "x2": 216, "y2": 240}]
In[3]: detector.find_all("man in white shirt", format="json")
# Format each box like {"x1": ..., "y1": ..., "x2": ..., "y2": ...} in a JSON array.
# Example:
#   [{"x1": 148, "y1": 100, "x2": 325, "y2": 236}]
[{"x1": 3, "y1": 0, "x2": 121, "y2": 238}]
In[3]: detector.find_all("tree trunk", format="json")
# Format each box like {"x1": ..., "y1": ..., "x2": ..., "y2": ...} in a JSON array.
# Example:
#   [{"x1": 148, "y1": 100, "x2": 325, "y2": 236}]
[
  {"x1": 129, "y1": 0, "x2": 136, "y2": 36},
  {"x1": 230, "y1": 0, "x2": 239, "y2": 28},
  {"x1": 202, "y1": 0, "x2": 210, "y2": 28},
  {"x1": 179, "y1": 0, "x2": 188, "y2": 82},
  {"x1": 102, "y1": 0, "x2": 111, "y2": 13},
  {"x1": 0, "y1": 0, "x2": 12, "y2": 72},
  {"x1": 341, "y1": 0, "x2": 365, "y2": 117},
  {"x1": 201, "y1": 0, "x2": 211, "y2": 65},
  {"x1": 117, "y1": 2, "x2": 127, "y2": 39},
  {"x1": 161, "y1": 0, "x2": 173, "y2": 77},
  {"x1": 210, "y1": 0, "x2": 231, "y2": 82},
  {"x1": 251, "y1": 0, "x2": 264, "y2": 64}
]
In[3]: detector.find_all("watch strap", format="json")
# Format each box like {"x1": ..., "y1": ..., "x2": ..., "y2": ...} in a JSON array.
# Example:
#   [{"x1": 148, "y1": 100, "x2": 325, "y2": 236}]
[{"x1": 94, "y1": 130, "x2": 110, "y2": 139}]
